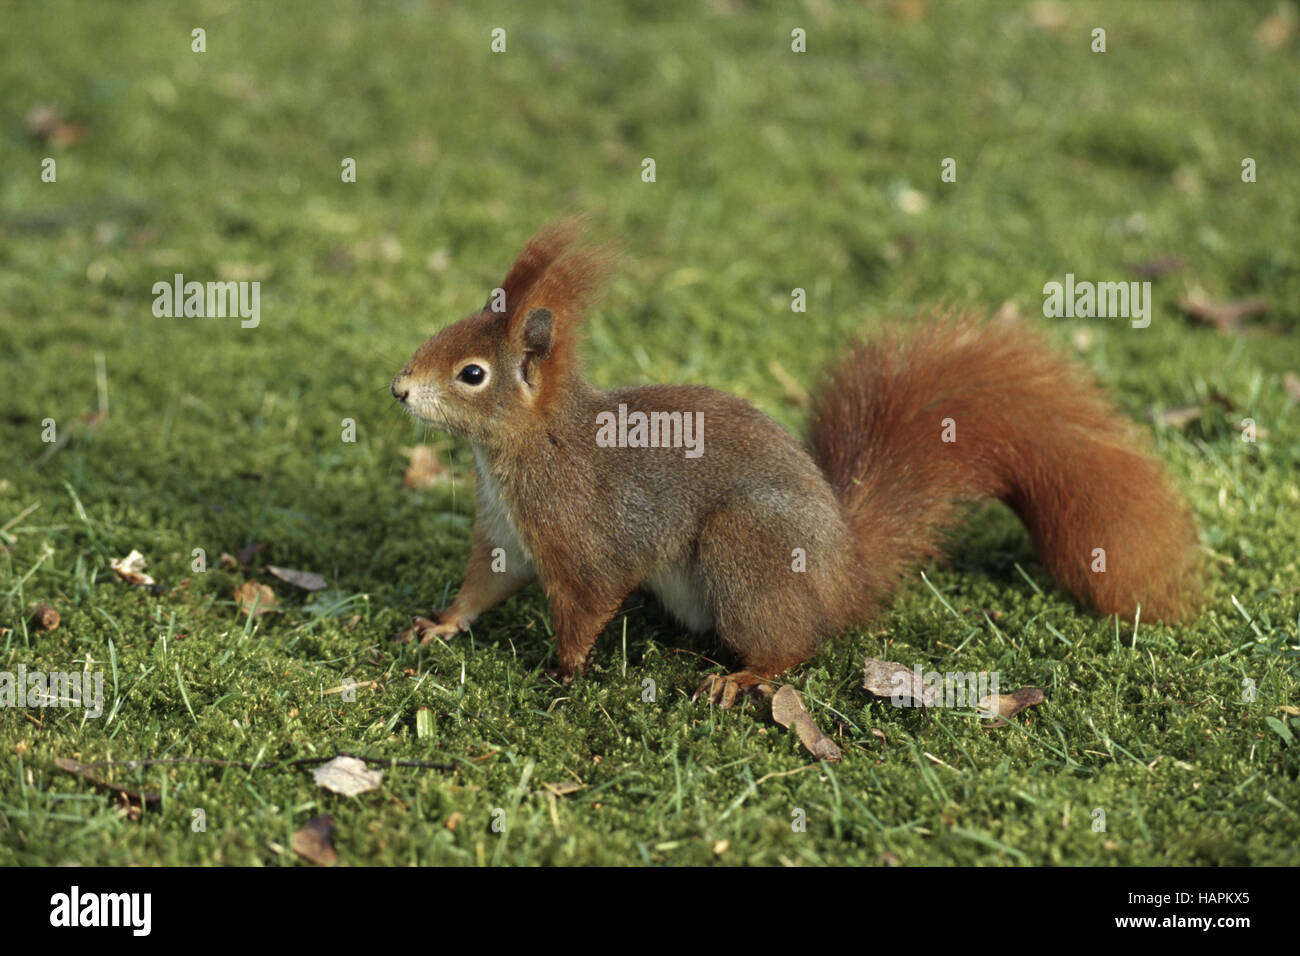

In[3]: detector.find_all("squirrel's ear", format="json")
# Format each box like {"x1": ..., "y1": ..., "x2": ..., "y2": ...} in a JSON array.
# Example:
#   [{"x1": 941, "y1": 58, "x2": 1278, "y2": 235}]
[
  {"x1": 520, "y1": 308, "x2": 554, "y2": 384},
  {"x1": 523, "y1": 308, "x2": 554, "y2": 357}
]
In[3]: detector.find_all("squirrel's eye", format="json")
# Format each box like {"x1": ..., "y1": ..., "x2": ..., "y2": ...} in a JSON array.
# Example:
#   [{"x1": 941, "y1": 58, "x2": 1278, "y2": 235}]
[{"x1": 457, "y1": 364, "x2": 487, "y2": 386}]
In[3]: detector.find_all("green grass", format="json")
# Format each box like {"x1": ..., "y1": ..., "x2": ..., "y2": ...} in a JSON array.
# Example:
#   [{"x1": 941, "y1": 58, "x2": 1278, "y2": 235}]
[{"x1": 2, "y1": 0, "x2": 1298, "y2": 866}]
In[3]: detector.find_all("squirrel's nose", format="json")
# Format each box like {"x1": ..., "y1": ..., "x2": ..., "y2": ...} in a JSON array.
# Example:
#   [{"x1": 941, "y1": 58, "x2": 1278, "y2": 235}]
[{"x1": 391, "y1": 378, "x2": 410, "y2": 402}]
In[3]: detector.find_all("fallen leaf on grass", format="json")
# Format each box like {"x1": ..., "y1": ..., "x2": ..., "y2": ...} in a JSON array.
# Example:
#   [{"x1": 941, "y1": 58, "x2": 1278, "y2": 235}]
[
  {"x1": 218, "y1": 552, "x2": 240, "y2": 571},
  {"x1": 233, "y1": 580, "x2": 279, "y2": 616},
  {"x1": 862, "y1": 657, "x2": 940, "y2": 708},
  {"x1": 401, "y1": 445, "x2": 446, "y2": 489},
  {"x1": 977, "y1": 687, "x2": 1046, "y2": 729},
  {"x1": 1125, "y1": 256, "x2": 1184, "y2": 280},
  {"x1": 1264, "y1": 716, "x2": 1294, "y2": 746},
  {"x1": 80, "y1": 410, "x2": 107, "y2": 431},
  {"x1": 323, "y1": 679, "x2": 377, "y2": 696},
  {"x1": 1255, "y1": 5, "x2": 1295, "y2": 49},
  {"x1": 1177, "y1": 295, "x2": 1270, "y2": 333},
  {"x1": 24, "y1": 104, "x2": 62, "y2": 138},
  {"x1": 267, "y1": 565, "x2": 327, "y2": 591},
  {"x1": 291, "y1": 814, "x2": 338, "y2": 865},
  {"x1": 767, "y1": 360, "x2": 809, "y2": 409},
  {"x1": 1028, "y1": 1, "x2": 1069, "y2": 32},
  {"x1": 770, "y1": 685, "x2": 842, "y2": 761},
  {"x1": 236, "y1": 541, "x2": 267, "y2": 567},
  {"x1": 541, "y1": 781, "x2": 585, "y2": 797},
  {"x1": 1152, "y1": 405, "x2": 1207, "y2": 429},
  {"x1": 24, "y1": 104, "x2": 90, "y2": 146},
  {"x1": 1152, "y1": 390, "x2": 1249, "y2": 433},
  {"x1": 110, "y1": 550, "x2": 155, "y2": 586},
  {"x1": 28, "y1": 603, "x2": 60, "y2": 631},
  {"x1": 1283, "y1": 373, "x2": 1300, "y2": 402},
  {"x1": 1235, "y1": 418, "x2": 1269, "y2": 440},
  {"x1": 53, "y1": 757, "x2": 159, "y2": 820},
  {"x1": 312, "y1": 756, "x2": 383, "y2": 796}
]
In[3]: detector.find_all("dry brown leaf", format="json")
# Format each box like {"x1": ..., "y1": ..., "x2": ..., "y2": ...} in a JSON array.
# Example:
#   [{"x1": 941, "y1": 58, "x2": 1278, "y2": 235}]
[
  {"x1": 401, "y1": 445, "x2": 446, "y2": 489},
  {"x1": 266, "y1": 565, "x2": 327, "y2": 591},
  {"x1": 1235, "y1": 419, "x2": 1269, "y2": 440},
  {"x1": 218, "y1": 552, "x2": 240, "y2": 572},
  {"x1": 24, "y1": 103, "x2": 90, "y2": 146},
  {"x1": 25, "y1": 104, "x2": 62, "y2": 138},
  {"x1": 1028, "y1": 1, "x2": 1069, "y2": 31},
  {"x1": 768, "y1": 360, "x2": 809, "y2": 409},
  {"x1": 444, "y1": 811, "x2": 464, "y2": 831},
  {"x1": 541, "y1": 781, "x2": 585, "y2": 797},
  {"x1": 233, "y1": 580, "x2": 279, "y2": 616},
  {"x1": 1255, "y1": 4, "x2": 1295, "y2": 49},
  {"x1": 1126, "y1": 256, "x2": 1184, "y2": 279},
  {"x1": 291, "y1": 814, "x2": 338, "y2": 865},
  {"x1": 111, "y1": 550, "x2": 155, "y2": 587},
  {"x1": 311, "y1": 755, "x2": 383, "y2": 796},
  {"x1": 52, "y1": 757, "x2": 159, "y2": 819},
  {"x1": 1283, "y1": 372, "x2": 1300, "y2": 402},
  {"x1": 1153, "y1": 405, "x2": 1206, "y2": 429},
  {"x1": 977, "y1": 687, "x2": 1046, "y2": 729},
  {"x1": 236, "y1": 541, "x2": 267, "y2": 567},
  {"x1": 1177, "y1": 295, "x2": 1270, "y2": 333},
  {"x1": 29, "y1": 603, "x2": 60, "y2": 631},
  {"x1": 862, "y1": 657, "x2": 940, "y2": 707},
  {"x1": 49, "y1": 122, "x2": 89, "y2": 147},
  {"x1": 770, "y1": 684, "x2": 842, "y2": 761}
]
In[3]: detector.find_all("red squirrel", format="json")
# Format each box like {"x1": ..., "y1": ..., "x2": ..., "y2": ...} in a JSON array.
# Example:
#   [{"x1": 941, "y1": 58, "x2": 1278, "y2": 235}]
[{"x1": 391, "y1": 219, "x2": 1203, "y2": 707}]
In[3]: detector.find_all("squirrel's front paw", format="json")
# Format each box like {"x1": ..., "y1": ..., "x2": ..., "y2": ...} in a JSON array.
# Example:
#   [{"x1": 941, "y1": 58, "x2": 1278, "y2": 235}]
[
  {"x1": 413, "y1": 611, "x2": 467, "y2": 644},
  {"x1": 545, "y1": 665, "x2": 576, "y2": 687}
]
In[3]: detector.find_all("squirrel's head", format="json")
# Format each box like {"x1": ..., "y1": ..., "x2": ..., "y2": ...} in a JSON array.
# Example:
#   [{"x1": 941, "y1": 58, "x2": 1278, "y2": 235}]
[{"x1": 392, "y1": 218, "x2": 614, "y2": 445}]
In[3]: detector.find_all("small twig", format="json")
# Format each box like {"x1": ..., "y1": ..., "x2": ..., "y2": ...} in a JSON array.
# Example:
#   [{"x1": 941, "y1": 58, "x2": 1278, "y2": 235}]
[{"x1": 65, "y1": 750, "x2": 456, "y2": 772}]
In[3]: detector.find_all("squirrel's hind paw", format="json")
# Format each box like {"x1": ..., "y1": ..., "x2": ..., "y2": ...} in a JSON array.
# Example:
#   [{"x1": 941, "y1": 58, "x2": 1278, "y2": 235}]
[{"x1": 692, "y1": 672, "x2": 775, "y2": 709}]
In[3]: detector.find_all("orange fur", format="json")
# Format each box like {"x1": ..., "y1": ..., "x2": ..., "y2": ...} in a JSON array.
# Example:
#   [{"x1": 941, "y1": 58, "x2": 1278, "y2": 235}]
[
  {"x1": 809, "y1": 316, "x2": 1204, "y2": 622},
  {"x1": 395, "y1": 223, "x2": 1206, "y2": 706},
  {"x1": 501, "y1": 218, "x2": 618, "y2": 417}
]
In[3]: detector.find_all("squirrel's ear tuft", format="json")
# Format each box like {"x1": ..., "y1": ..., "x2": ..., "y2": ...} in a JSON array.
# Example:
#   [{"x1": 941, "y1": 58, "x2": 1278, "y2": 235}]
[
  {"x1": 499, "y1": 217, "x2": 619, "y2": 405},
  {"x1": 498, "y1": 217, "x2": 588, "y2": 315},
  {"x1": 522, "y1": 308, "x2": 554, "y2": 359}
]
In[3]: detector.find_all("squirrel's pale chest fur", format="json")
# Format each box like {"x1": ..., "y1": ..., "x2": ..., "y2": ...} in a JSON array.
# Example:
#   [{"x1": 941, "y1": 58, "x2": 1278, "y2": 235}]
[
  {"x1": 471, "y1": 445, "x2": 535, "y2": 576},
  {"x1": 472, "y1": 443, "x2": 715, "y2": 633}
]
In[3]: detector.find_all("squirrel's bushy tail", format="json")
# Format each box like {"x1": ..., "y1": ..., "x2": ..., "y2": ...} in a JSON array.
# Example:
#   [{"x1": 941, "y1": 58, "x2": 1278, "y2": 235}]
[{"x1": 808, "y1": 316, "x2": 1203, "y2": 622}]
